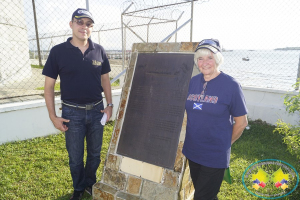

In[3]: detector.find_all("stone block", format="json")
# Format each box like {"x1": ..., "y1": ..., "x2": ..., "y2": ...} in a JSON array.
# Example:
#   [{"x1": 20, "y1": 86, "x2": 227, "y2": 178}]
[
  {"x1": 180, "y1": 162, "x2": 191, "y2": 191},
  {"x1": 117, "y1": 88, "x2": 129, "y2": 119},
  {"x1": 157, "y1": 43, "x2": 181, "y2": 52},
  {"x1": 106, "y1": 154, "x2": 121, "y2": 171},
  {"x1": 93, "y1": 182, "x2": 116, "y2": 200},
  {"x1": 174, "y1": 142, "x2": 185, "y2": 173},
  {"x1": 128, "y1": 52, "x2": 138, "y2": 68},
  {"x1": 109, "y1": 126, "x2": 121, "y2": 153},
  {"x1": 184, "y1": 181, "x2": 194, "y2": 200},
  {"x1": 124, "y1": 68, "x2": 134, "y2": 88},
  {"x1": 126, "y1": 175, "x2": 142, "y2": 195},
  {"x1": 132, "y1": 43, "x2": 158, "y2": 52},
  {"x1": 116, "y1": 191, "x2": 141, "y2": 200},
  {"x1": 162, "y1": 169, "x2": 179, "y2": 190},
  {"x1": 179, "y1": 42, "x2": 198, "y2": 52},
  {"x1": 141, "y1": 180, "x2": 177, "y2": 200},
  {"x1": 103, "y1": 168, "x2": 127, "y2": 190}
]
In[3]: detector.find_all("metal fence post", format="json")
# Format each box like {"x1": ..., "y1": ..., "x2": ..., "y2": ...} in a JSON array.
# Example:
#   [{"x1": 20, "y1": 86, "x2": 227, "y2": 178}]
[
  {"x1": 190, "y1": 0, "x2": 194, "y2": 42},
  {"x1": 32, "y1": 0, "x2": 42, "y2": 66},
  {"x1": 121, "y1": 3, "x2": 133, "y2": 71},
  {"x1": 86, "y1": 0, "x2": 89, "y2": 10},
  {"x1": 175, "y1": 11, "x2": 184, "y2": 42},
  {"x1": 296, "y1": 54, "x2": 300, "y2": 90},
  {"x1": 147, "y1": 16, "x2": 154, "y2": 43}
]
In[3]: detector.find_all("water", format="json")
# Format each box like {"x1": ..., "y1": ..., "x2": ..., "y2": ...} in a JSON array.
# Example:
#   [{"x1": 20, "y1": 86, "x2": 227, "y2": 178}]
[{"x1": 219, "y1": 50, "x2": 300, "y2": 91}]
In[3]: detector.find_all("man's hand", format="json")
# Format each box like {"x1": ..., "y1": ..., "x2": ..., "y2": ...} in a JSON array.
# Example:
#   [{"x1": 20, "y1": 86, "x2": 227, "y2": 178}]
[
  {"x1": 101, "y1": 106, "x2": 112, "y2": 122},
  {"x1": 50, "y1": 116, "x2": 70, "y2": 132}
]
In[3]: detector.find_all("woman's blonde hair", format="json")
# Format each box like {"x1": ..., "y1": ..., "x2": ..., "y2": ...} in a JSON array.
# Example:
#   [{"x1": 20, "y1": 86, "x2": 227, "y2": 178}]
[{"x1": 194, "y1": 48, "x2": 224, "y2": 68}]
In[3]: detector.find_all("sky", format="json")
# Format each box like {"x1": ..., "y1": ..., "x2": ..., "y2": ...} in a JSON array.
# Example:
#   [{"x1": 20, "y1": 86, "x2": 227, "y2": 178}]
[
  {"x1": 23, "y1": 0, "x2": 300, "y2": 50},
  {"x1": 191, "y1": 0, "x2": 300, "y2": 50}
]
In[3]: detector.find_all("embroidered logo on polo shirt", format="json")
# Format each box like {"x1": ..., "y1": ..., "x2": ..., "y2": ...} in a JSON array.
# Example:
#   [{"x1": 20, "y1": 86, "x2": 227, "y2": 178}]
[{"x1": 92, "y1": 60, "x2": 102, "y2": 66}]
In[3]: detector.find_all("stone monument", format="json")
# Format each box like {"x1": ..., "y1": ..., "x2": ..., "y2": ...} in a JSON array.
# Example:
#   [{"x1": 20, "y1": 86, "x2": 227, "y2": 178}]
[{"x1": 94, "y1": 42, "x2": 199, "y2": 200}]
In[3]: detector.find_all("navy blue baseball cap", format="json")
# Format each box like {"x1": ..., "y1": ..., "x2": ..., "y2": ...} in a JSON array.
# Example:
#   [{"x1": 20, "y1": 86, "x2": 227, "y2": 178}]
[
  {"x1": 195, "y1": 39, "x2": 221, "y2": 53},
  {"x1": 72, "y1": 8, "x2": 94, "y2": 23}
]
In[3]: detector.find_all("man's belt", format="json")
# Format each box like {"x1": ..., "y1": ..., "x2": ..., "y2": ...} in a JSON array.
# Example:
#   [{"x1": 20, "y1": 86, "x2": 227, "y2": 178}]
[{"x1": 62, "y1": 100, "x2": 103, "y2": 110}]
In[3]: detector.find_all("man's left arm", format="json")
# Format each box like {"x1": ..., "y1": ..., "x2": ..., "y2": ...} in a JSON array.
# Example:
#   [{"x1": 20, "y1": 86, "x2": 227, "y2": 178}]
[
  {"x1": 231, "y1": 115, "x2": 248, "y2": 145},
  {"x1": 101, "y1": 73, "x2": 113, "y2": 122}
]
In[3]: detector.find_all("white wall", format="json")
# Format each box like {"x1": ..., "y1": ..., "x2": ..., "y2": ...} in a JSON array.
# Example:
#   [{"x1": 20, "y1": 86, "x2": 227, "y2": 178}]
[
  {"x1": 0, "y1": 0, "x2": 32, "y2": 84},
  {"x1": 0, "y1": 87, "x2": 299, "y2": 145},
  {"x1": 0, "y1": 89, "x2": 121, "y2": 145},
  {"x1": 243, "y1": 87, "x2": 299, "y2": 125}
]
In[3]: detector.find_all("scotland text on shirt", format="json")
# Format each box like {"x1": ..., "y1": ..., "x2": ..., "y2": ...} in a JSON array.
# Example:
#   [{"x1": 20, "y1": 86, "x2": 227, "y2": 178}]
[{"x1": 187, "y1": 94, "x2": 218, "y2": 104}]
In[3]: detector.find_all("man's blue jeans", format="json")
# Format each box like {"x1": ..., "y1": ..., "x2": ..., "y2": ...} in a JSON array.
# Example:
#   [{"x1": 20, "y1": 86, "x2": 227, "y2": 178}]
[{"x1": 62, "y1": 102, "x2": 104, "y2": 191}]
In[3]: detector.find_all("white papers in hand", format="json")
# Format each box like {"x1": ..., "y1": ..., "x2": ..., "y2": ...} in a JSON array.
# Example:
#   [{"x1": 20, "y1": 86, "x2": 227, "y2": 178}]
[{"x1": 101, "y1": 113, "x2": 107, "y2": 125}]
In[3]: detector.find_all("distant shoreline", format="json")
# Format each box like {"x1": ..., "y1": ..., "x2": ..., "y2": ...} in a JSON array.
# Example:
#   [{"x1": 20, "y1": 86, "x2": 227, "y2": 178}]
[{"x1": 274, "y1": 47, "x2": 300, "y2": 50}]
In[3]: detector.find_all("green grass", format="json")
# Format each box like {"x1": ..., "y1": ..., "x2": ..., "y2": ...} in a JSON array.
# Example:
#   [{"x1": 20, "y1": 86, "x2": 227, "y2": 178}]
[
  {"x1": 31, "y1": 64, "x2": 44, "y2": 69},
  {"x1": 0, "y1": 120, "x2": 299, "y2": 199},
  {"x1": 110, "y1": 78, "x2": 120, "y2": 87},
  {"x1": 0, "y1": 121, "x2": 114, "y2": 200},
  {"x1": 219, "y1": 119, "x2": 300, "y2": 199}
]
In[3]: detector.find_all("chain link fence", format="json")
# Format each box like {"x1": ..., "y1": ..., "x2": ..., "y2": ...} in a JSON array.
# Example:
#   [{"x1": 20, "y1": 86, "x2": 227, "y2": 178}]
[{"x1": 0, "y1": 0, "x2": 299, "y2": 104}]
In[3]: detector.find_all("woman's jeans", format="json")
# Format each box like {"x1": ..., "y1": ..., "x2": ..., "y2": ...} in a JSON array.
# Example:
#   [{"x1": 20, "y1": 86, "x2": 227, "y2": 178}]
[{"x1": 62, "y1": 102, "x2": 104, "y2": 191}]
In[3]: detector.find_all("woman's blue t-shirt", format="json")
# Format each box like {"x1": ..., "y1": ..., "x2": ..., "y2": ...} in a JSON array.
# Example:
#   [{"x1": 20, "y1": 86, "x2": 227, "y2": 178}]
[{"x1": 182, "y1": 72, "x2": 248, "y2": 168}]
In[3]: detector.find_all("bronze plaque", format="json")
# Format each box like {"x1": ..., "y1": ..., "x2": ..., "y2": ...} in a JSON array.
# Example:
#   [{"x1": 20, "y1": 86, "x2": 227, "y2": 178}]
[{"x1": 117, "y1": 53, "x2": 194, "y2": 169}]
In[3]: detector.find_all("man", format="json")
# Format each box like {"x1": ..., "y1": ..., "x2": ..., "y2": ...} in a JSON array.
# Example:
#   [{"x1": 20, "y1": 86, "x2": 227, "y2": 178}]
[{"x1": 42, "y1": 8, "x2": 113, "y2": 200}]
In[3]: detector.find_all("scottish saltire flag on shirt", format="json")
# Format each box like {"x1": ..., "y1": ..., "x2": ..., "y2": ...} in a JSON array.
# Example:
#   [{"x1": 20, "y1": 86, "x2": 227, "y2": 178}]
[{"x1": 193, "y1": 103, "x2": 202, "y2": 110}]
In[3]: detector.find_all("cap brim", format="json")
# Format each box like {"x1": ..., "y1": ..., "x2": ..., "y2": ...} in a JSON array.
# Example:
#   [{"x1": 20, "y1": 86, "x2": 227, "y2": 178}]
[
  {"x1": 74, "y1": 15, "x2": 94, "y2": 23},
  {"x1": 195, "y1": 45, "x2": 219, "y2": 54}
]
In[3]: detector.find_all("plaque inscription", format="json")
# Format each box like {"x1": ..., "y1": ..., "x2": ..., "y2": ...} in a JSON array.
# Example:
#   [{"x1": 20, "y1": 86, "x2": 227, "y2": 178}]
[{"x1": 117, "y1": 53, "x2": 194, "y2": 169}]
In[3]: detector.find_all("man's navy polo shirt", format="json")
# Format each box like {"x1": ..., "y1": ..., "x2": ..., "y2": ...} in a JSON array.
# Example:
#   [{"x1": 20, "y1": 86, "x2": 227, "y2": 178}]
[{"x1": 42, "y1": 37, "x2": 111, "y2": 104}]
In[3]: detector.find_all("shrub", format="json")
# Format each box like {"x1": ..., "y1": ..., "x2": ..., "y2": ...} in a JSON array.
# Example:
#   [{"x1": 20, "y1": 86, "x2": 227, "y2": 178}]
[{"x1": 274, "y1": 80, "x2": 300, "y2": 159}]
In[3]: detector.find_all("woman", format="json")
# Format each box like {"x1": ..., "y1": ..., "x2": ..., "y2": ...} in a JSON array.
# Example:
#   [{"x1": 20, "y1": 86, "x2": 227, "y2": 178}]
[{"x1": 182, "y1": 39, "x2": 248, "y2": 200}]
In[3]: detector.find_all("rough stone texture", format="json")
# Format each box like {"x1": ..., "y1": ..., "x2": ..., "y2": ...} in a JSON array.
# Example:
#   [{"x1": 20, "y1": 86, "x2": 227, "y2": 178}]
[
  {"x1": 117, "y1": 97, "x2": 126, "y2": 120},
  {"x1": 162, "y1": 169, "x2": 179, "y2": 190},
  {"x1": 132, "y1": 43, "x2": 158, "y2": 52},
  {"x1": 141, "y1": 180, "x2": 177, "y2": 200},
  {"x1": 126, "y1": 175, "x2": 142, "y2": 195},
  {"x1": 174, "y1": 142, "x2": 185, "y2": 173},
  {"x1": 180, "y1": 161, "x2": 190, "y2": 191},
  {"x1": 93, "y1": 182, "x2": 117, "y2": 200},
  {"x1": 103, "y1": 168, "x2": 127, "y2": 190},
  {"x1": 157, "y1": 43, "x2": 181, "y2": 52},
  {"x1": 128, "y1": 52, "x2": 138, "y2": 68},
  {"x1": 184, "y1": 181, "x2": 194, "y2": 200},
  {"x1": 123, "y1": 68, "x2": 134, "y2": 88},
  {"x1": 106, "y1": 154, "x2": 121, "y2": 171},
  {"x1": 179, "y1": 161, "x2": 194, "y2": 200},
  {"x1": 116, "y1": 191, "x2": 141, "y2": 200},
  {"x1": 109, "y1": 125, "x2": 120, "y2": 153},
  {"x1": 179, "y1": 42, "x2": 198, "y2": 52}
]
